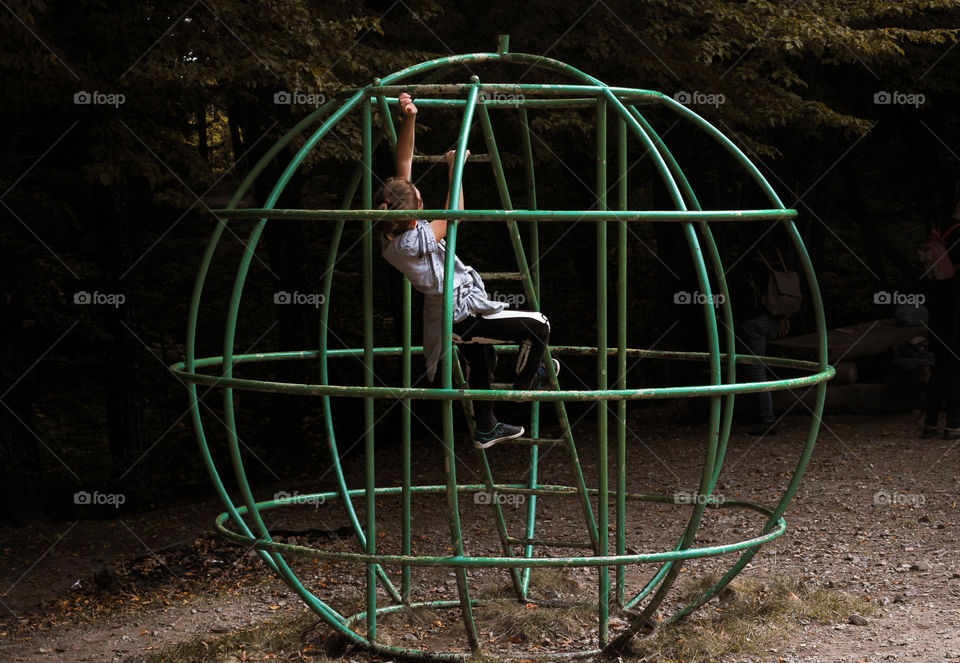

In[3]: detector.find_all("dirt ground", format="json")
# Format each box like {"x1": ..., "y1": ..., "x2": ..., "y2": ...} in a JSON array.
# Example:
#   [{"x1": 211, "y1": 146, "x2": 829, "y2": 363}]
[{"x1": 1, "y1": 406, "x2": 959, "y2": 663}]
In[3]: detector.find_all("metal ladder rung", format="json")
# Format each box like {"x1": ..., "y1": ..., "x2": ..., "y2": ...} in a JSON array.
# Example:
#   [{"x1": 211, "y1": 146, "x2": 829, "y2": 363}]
[
  {"x1": 495, "y1": 436, "x2": 565, "y2": 447},
  {"x1": 506, "y1": 537, "x2": 594, "y2": 549},
  {"x1": 477, "y1": 271, "x2": 525, "y2": 281},
  {"x1": 412, "y1": 153, "x2": 491, "y2": 162}
]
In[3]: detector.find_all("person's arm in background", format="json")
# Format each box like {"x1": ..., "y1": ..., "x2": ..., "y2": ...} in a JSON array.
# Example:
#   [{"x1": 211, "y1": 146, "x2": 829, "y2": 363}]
[{"x1": 432, "y1": 148, "x2": 470, "y2": 242}]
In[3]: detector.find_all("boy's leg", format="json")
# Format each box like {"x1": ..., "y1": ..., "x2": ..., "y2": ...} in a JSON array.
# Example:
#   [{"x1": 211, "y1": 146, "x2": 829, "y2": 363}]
[
  {"x1": 457, "y1": 310, "x2": 550, "y2": 390},
  {"x1": 454, "y1": 326, "x2": 498, "y2": 431}
]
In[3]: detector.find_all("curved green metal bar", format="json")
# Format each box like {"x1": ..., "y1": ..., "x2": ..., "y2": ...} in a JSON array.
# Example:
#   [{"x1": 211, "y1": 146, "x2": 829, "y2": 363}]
[
  {"x1": 619, "y1": 94, "x2": 829, "y2": 636},
  {"x1": 212, "y1": 207, "x2": 796, "y2": 222},
  {"x1": 184, "y1": 99, "x2": 338, "y2": 575},
  {"x1": 587, "y1": 71, "x2": 724, "y2": 627},
  {"x1": 215, "y1": 90, "x2": 399, "y2": 637},
  {"x1": 173, "y1": 350, "x2": 832, "y2": 400},
  {"x1": 184, "y1": 94, "x2": 366, "y2": 639},
  {"x1": 175, "y1": 359, "x2": 831, "y2": 401},
  {"x1": 618, "y1": 106, "x2": 740, "y2": 614},
  {"x1": 215, "y1": 492, "x2": 786, "y2": 566}
]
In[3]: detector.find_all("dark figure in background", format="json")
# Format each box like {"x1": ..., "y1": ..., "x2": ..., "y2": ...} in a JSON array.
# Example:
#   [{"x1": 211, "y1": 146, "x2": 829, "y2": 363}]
[
  {"x1": 733, "y1": 234, "x2": 803, "y2": 436},
  {"x1": 922, "y1": 203, "x2": 960, "y2": 440}
]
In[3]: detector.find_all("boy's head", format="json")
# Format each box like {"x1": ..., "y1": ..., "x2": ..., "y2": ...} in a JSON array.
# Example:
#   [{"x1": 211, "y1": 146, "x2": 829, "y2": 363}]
[{"x1": 375, "y1": 177, "x2": 422, "y2": 237}]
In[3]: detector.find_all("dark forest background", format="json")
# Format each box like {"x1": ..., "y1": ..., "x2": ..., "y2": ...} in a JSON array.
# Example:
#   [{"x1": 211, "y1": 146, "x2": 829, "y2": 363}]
[{"x1": 3, "y1": 0, "x2": 960, "y2": 525}]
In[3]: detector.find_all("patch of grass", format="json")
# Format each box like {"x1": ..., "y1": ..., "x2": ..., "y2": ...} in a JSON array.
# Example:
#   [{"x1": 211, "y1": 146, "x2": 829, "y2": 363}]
[
  {"x1": 469, "y1": 567, "x2": 595, "y2": 646},
  {"x1": 140, "y1": 613, "x2": 333, "y2": 663},
  {"x1": 473, "y1": 599, "x2": 594, "y2": 645},
  {"x1": 626, "y1": 574, "x2": 878, "y2": 663}
]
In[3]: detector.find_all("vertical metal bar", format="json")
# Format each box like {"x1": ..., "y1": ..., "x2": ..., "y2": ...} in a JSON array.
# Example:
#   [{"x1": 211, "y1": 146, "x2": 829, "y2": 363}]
[
  {"x1": 519, "y1": 106, "x2": 540, "y2": 597},
  {"x1": 361, "y1": 96, "x2": 377, "y2": 642},
  {"x1": 401, "y1": 276, "x2": 412, "y2": 603},
  {"x1": 601, "y1": 96, "x2": 721, "y2": 627},
  {"x1": 442, "y1": 81, "x2": 481, "y2": 653},
  {"x1": 519, "y1": 108, "x2": 537, "y2": 213},
  {"x1": 615, "y1": 117, "x2": 628, "y2": 606},
  {"x1": 374, "y1": 79, "x2": 410, "y2": 605},
  {"x1": 595, "y1": 95, "x2": 610, "y2": 646}
]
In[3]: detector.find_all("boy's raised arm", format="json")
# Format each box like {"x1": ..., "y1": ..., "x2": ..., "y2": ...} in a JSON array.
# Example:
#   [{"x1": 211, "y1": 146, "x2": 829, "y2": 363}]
[{"x1": 396, "y1": 93, "x2": 417, "y2": 180}]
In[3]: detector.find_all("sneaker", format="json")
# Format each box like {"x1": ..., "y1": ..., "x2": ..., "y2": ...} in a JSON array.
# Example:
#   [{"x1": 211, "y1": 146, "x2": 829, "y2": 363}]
[
  {"x1": 474, "y1": 422, "x2": 524, "y2": 449},
  {"x1": 534, "y1": 358, "x2": 561, "y2": 390}
]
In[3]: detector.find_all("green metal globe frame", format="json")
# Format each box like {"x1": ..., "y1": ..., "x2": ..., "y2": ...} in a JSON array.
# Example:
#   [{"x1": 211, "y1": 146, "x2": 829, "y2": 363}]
[{"x1": 172, "y1": 36, "x2": 831, "y2": 660}]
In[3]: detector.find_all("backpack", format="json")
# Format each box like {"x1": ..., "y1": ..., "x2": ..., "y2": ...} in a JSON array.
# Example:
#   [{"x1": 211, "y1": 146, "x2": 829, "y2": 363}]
[
  {"x1": 757, "y1": 249, "x2": 803, "y2": 317},
  {"x1": 919, "y1": 224, "x2": 960, "y2": 280}
]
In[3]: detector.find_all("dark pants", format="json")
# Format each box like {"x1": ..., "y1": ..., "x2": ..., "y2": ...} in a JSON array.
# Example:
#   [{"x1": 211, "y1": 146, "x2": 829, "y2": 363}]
[
  {"x1": 738, "y1": 314, "x2": 783, "y2": 424},
  {"x1": 926, "y1": 352, "x2": 960, "y2": 429},
  {"x1": 452, "y1": 309, "x2": 550, "y2": 430}
]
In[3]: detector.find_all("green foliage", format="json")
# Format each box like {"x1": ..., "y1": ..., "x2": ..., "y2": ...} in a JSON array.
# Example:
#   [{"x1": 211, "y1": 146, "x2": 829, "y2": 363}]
[{"x1": 3, "y1": 0, "x2": 960, "y2": 504}]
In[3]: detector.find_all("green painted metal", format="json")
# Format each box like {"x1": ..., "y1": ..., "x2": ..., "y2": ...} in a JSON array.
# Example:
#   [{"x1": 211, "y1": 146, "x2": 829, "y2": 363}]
[
  {"x1": 595, "y1": 94, "x2": 610, "y2": 646},
  {"x1": 615, "y1": 117, "x2": 628, "y2": 606},
  {"x1": 361, "y1": 95, "x2": 377, "y2": 641},
  {"x1": 179, "y1": 40, "x2": 829, "y2": 661},
  {"x1": 213, "y1": 207, "x2": 797, "y2": 222},
  {"x1": 519, "y1": 103, "x2": 541, "y2": 599}
]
